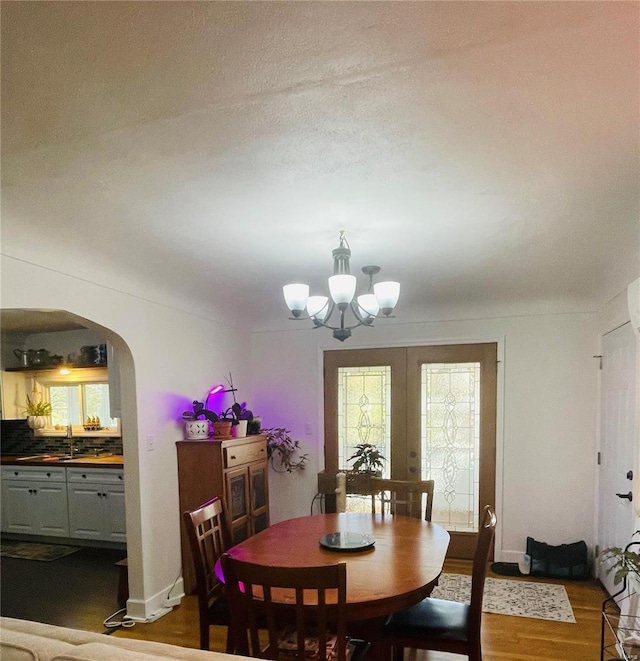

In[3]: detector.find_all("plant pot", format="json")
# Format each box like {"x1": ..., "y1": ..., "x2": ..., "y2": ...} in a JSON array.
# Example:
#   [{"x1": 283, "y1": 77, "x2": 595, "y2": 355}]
[
  {"x1": 212, "y1": 420, "x2": 233, "y2": 438},
  {"x1": 27, "y1": 415, "x2": 47, "y2": 430},
  {"x1": 231, "y1": 420, "x2": 248, "y2": 438},
  {"x1": 346, "y1": 470, "x2": 380, "y2": 495},
  {"x1": 185, "y1": 419, "x2": 210, "y2": 440}
]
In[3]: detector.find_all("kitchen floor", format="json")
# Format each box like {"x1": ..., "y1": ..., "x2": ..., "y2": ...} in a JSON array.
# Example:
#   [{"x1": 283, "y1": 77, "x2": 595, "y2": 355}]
[{"x1": 0, "y1": 543, "x2": 126, "y2": 633}]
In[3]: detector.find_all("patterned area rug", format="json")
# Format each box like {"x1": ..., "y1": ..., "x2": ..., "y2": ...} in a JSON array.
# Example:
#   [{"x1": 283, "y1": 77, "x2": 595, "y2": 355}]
[
  {"x1": 432, "y1": 573, "x2": 576, "y2": 623},
  {"x1": 0, "y1": 540, "x2": 81, "y2": 562}
]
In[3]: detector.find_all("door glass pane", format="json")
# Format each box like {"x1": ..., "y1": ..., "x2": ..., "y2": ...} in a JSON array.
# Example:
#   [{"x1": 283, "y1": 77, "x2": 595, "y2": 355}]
[
  {"x1": 420, "y1": 362, "x2": 480, "y2": 532},
  {"x1": 337, "y1": 365, "x2": 391, "y2": 512}
]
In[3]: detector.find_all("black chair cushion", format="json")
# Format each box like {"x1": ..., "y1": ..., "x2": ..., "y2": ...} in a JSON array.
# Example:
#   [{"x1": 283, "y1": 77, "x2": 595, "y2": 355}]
[{"x1": 384, "y1": 598, "x2": 470, "y2": 642}]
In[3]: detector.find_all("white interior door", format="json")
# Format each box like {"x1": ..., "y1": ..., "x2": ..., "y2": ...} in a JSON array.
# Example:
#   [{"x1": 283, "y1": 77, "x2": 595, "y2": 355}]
[{"x1": 598, "y1": 322, "x2": 637, "y2": 598}]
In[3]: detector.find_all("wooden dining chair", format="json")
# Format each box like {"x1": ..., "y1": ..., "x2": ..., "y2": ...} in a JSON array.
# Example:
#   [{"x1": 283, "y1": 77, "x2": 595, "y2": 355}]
[
  {"x1": 369, "y1": 478, "x2": 435, "y2": 522},
  {"x1": 381, "y1": 505, "x2": 497, "y2": 661},
  {"x1": 182, "y1": 496, "x2": 232, "y2": 652},
  {"x1": 220, "y1": 553, "x2": 370, "y2": 661}
]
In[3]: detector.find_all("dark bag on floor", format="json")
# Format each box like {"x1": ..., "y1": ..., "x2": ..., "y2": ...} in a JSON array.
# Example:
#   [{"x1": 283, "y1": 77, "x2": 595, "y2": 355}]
[{"x1": 526, "y1": 536, "x2": 589, "y2": 580}]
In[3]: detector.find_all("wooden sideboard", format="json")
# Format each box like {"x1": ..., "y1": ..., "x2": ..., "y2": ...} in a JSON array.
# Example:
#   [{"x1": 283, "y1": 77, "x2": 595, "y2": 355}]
[{"x1": 176, "y1": 434, "x2": 269, "y2": 593}]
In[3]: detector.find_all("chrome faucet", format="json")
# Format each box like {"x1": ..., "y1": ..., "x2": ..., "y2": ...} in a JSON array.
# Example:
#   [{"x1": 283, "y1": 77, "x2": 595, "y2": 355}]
[{"x1": 67, "y1": 425, "x2": 78, "y2": 457}]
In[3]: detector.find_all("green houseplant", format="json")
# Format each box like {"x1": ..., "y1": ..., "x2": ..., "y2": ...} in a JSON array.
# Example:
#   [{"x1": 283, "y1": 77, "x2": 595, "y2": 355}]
[
  {"x1": 345, "y1": 442, "x2": 386, "y2": 494},
  {"x1": 264, "y1": 427, "x2": 309, "y2": 473},
  {"x1": 601, "y1": 531, "x2": 640, "y2": 587},
  {"x1": 347, "y1": 443, "x2": 386, "y2": 473},
  {"x1": 23, "y1": 391, "x2": 53, "y2": 430}
]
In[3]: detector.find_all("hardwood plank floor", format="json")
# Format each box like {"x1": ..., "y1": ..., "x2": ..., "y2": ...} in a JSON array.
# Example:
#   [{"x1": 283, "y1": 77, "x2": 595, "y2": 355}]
[{"x1": 113, "y1": 559, "x2": 609, "y2": 660}]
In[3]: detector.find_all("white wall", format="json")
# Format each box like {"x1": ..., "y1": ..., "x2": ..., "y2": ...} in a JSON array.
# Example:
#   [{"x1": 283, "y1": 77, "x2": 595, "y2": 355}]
[
  {"x1": 251, "y1": 311, "x2": 599, "y2": 562},
  {"x1": 1, "y1": 255, "x2": 252, "y2": 620}
]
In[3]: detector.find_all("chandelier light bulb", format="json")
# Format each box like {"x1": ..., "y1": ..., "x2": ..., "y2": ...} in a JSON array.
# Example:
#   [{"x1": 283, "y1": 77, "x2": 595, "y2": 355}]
[
  {"x1": 307, "y1": 295, "x2": 330, "y2": 321},
  {"x1": 328, "y1": 274, "x2": 357, "y2": 307},
  {"x1": 283, "y1": 283, "x2": 309, "y2": 317},
  {"x1": 374, "y1": 281, "x2": 400, "y2": 315},
  {"x1": 357, "y1": 293, "x2": 380, "y2": 319}
]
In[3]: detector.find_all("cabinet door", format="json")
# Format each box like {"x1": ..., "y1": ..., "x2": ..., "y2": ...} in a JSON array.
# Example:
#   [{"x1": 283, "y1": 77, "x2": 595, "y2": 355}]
[
  {"x1": 2, "y1": 480, "x2": 37, "y2": 534},
  {"x1": 67, "y1": 483, "x2": 104, "y2": 540},
  {"x1": 249, "y1": 462, "x2": 269, "y2": 535},
  {"x1": 102, "y1": 485, "x2": 126, "y2": 542},
  {"x1": 225, "y1": 467, "x2": 250, "y2": 545},
  {"x1": 34, "y1": 482, "x2": 69, "y2": 537}
]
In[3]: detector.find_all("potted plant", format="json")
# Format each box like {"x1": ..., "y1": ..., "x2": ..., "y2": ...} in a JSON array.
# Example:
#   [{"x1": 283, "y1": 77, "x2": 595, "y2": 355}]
[
  {"x1": 263, "y1": 427, "x2": 309, "y2": 473},
  {"x1": 601, "y1": 531, "x2": 640, "y2": 587},
  {"x1": 217, "y1": 373, "x2": 254, "y2": 438},
  {"x1": 181, "y1": 400, "x2": 218, "y2": 439},
  {"x1": 23, "y1": 390, "x2": 52, "y2": 430},
  {"x1": 346, "y1": 442, "x2": 386, "y2": 493}
]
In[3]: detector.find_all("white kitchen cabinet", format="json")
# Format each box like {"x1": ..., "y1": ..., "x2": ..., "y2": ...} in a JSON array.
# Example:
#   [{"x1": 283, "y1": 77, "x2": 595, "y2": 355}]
[
  {"x1": 1, "y1": 466, "x2": 69, "y2": 536},
  {"x1": 66, "y1": 468, "x2": 125, "y2": 542}
]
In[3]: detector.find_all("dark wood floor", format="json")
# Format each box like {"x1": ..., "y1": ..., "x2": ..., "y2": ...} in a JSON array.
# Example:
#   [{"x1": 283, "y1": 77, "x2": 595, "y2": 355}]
[
  {"x1": 114, "y1": 559, "x2": 610, "y2": 661},
  {"x1": 0, "y1": 544, "x2": 126, "y2": 633},
  {"x1": 0, "y1": 548, "x2": 610, "y2": 659}
]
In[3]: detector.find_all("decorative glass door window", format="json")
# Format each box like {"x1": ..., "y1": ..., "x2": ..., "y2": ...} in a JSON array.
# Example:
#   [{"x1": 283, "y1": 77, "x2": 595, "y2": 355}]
[
  {"x1": 420, "y1": 362, "x2": 480, "y2": 533},
  {"x1": 337, "y1": 365, "x2": 391, "y2": 512}
]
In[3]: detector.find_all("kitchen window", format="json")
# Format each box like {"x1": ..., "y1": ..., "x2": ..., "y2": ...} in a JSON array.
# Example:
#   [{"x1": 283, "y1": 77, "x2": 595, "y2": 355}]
[
  {"x1": 34, "y1": 368, "x2": 120, "y2": 436},
  {"x1": 48, "y1": 382, "x2": 117, "y2": 428}
]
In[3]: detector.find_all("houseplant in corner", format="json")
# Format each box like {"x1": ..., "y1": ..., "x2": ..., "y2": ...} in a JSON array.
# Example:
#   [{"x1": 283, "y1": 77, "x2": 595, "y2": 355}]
[
  {"x1": 23, "y1": 391, "x2": 52, "y2": 430},
  {"x1": 263, "y1": 427, "x2": 309, "y2": 473},
  {"x1": 601, "y1": 531, "x2": 640, "y2": 587}
]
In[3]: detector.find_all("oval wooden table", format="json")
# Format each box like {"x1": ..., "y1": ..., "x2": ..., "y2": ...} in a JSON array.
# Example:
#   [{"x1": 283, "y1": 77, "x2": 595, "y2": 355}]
[{"x1": 217, "y1": 512, "x2": 450, "y2": 622}]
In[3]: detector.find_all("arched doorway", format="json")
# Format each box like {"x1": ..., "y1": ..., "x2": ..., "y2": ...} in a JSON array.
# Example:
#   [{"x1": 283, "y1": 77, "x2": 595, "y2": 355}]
[{"x1": 0, "y1": 308, "x2": 142, "y2": 625}]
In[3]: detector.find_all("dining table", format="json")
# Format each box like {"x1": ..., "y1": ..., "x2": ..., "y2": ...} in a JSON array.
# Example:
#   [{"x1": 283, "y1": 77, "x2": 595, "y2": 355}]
[{"x1": 216, "y1": 512, "x2": 450, "y2": 627}]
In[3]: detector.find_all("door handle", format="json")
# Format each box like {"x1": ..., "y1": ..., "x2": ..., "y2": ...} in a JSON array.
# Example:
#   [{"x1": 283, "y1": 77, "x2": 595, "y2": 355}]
[{"x1": 616, "y1": 491, "x2": 633, "y2": 501}]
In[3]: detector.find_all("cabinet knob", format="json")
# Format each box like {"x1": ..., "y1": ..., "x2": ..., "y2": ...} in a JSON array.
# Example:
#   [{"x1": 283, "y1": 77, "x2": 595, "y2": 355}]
[
  {"x1": 46, "y1": 472, "x2": 51, "y2": 477},
  {"x1": 82, "y1": 474, "x2": 87, "y2": 479},
  {"x1": 118, "y1": 475, "x2": 123, "y2": 480},
  {"x1": 230, "y1": 455, "x2": 236, "y2": 460},
  {"x1": 14, "y1": 471, "x2": 18, "y2": 476}
]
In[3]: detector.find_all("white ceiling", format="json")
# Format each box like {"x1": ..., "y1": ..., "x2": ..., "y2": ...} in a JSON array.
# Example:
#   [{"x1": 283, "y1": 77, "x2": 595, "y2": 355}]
[{"x1": 2, "y1": 1, "x2": 638, "y2": 332}]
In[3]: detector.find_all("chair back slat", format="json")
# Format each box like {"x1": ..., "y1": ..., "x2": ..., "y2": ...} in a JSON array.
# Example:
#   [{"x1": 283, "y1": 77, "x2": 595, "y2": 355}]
[
  {"x1": 182, "y1": 496, "x2": 232, "y2": 651},
  {"x1": 221, "y1": 554, "x2": 348, "y2": 661},
  {"x1": 183, "y1": 497, "x2": 230, "y2": 608},
  {"x1": 369, "y1": 478, "x2": 435, "y2": 521}
]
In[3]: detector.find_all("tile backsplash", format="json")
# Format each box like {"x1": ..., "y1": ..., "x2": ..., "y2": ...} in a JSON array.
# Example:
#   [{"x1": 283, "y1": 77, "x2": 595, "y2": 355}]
[{"x1": 1, "y1": 419, "x2": 123, "y2": 456}]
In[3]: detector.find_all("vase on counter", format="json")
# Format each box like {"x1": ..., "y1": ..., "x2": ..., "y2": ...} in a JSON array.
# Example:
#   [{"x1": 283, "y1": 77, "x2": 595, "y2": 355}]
[
  {"x1": 185, "y1": 419, "x2": 209, "y2": 440},
  {"x1": 27, "y1": 415, "x2": 46, "y2": 430}
]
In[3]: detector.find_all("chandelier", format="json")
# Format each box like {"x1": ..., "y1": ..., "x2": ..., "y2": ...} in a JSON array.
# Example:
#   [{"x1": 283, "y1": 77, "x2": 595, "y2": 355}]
[{"x1": 283, "y1": 232, "x2": 400, "y2": 342}]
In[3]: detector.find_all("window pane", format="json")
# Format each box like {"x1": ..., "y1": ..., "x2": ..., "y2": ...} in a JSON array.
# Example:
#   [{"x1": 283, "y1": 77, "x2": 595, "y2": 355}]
[
  {"x1": 49, "y1": 385, "x2": 80, "y2": 426},
  {"x1": 83, "y1": 383, "x2": 116, "y2": 426},
  {"x1": 46, "y1": 382, "x2": 116, "y2": 427},
  {"x1": 337, "y1": 365, "x2": 391, "y2": 513},
  {"x1": 421, "y1": 362, "x2": 480, "y2": 532}
]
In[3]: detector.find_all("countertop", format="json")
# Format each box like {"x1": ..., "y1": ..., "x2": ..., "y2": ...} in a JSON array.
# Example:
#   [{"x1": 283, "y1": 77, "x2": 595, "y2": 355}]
[{"x1": 1, "y1": 455, "x2": 123, "y2": 468}]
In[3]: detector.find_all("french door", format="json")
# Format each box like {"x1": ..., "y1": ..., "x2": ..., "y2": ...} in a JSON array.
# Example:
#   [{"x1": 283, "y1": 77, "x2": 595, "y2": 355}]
[{"x1": 324, "y1": 343, "x2": 497, "y2": 558}]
